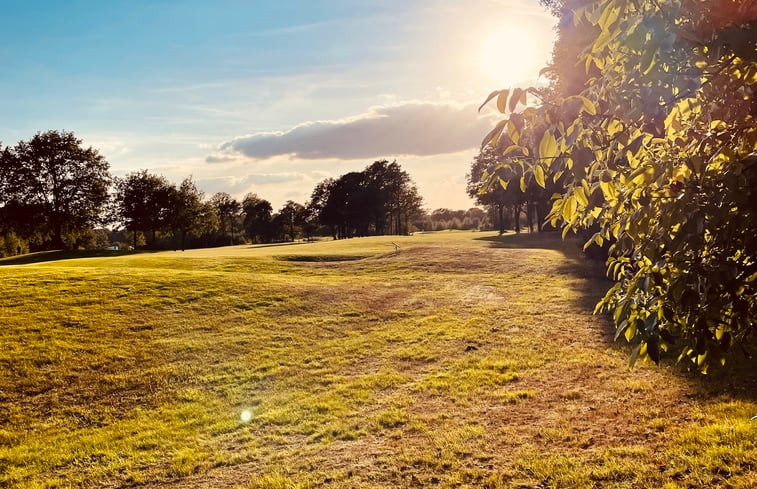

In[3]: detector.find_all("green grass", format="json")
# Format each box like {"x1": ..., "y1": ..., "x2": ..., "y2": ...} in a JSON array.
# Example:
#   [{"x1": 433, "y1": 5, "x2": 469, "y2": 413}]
[{"x1": 0, "y1": 230, "x2": 754, "y2": 488}]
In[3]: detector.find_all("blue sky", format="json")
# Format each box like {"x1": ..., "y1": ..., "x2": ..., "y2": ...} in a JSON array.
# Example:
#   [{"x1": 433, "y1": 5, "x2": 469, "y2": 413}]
[{"x1": 0, "y1": 1, "x2": 556, "y2": 209}]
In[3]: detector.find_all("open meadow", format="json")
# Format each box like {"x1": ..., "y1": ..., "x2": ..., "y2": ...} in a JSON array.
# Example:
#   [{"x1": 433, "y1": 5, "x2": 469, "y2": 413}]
[{"x1": 1, "y1": 231, "x2": 755, "y2": 488}]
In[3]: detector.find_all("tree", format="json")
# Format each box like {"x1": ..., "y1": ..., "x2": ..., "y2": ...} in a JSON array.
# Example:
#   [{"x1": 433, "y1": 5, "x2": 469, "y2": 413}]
[
  {"x1": 467, "y1": 146, "x2": 517, "y2": 234},
  {"x1": 480, "y1": 0, "x2": 757, "y2": 371},
  {"x1": 115, "y1": 170, "x2": 172, "y2": 249},
  {"x1": 277, "y1": 200, "x2": 306, "y2": 242},
  {"x1": 1, "y1": 130, "x2": 111, "y2": 249},
  {"x1": 166, "y1": 177, "x2": 215, "y2": 251},
  {"x1": 210, "y1": 192, "x2": 242, "y2": 245},
  {"x1": 242, "y1": 193, "x2": 273, "y2": 243},
  {"x1": 307, "y1": 178, "x2": 336, "y2": 238}
]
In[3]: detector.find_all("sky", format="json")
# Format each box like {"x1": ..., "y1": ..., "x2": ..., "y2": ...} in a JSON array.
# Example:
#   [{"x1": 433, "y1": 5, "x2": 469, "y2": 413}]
[{"x1": 0, "y1": 0, "x2": 557, "y2": 211}]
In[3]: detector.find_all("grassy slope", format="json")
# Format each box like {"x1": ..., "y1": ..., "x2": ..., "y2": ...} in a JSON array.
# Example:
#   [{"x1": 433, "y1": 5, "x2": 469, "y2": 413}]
[{"x1": 0, "y1": 231, "x2": 754, "y2": 488}]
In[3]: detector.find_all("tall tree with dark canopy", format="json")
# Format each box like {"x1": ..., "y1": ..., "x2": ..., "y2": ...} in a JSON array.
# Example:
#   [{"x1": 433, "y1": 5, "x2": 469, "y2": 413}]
[
  {"x1": 166, "y1": 177, "x2": 215, "y2": 251},
  {"x1": 1, "y1": 130, "x2": 111, "y2": 249},
  {"x1": 276, "y1": 200, "x2": 306, "y2": 242},
  {"x1": 115, "y1": 170, "x2": 172, "y2": 249},
  {"x1": 309, "y1": 160, "x2": 423, "y2": 238},
  {"x1": 210, "y1": 192, "x2": 241, "y2": 245},
  {"x1": 467, "y1": 146, "x2": 514, "y2": 235},
  {"x1": 242, "y1": 193, "x2": 273, "y2": 243}
]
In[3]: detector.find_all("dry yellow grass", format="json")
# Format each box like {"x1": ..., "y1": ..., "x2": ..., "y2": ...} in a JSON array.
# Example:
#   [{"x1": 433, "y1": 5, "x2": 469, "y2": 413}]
[{"x1": 0, "y1": 231, "x2": 754, "y2": 488}]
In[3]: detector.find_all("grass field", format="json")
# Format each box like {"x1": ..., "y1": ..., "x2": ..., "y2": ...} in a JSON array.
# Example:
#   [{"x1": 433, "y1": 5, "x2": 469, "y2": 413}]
[{"x1": 1, "y1": 231, "x2": 755, "y2": 488}]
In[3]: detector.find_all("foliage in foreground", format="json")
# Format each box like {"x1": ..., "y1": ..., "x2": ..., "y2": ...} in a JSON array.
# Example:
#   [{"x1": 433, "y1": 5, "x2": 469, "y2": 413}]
[{"x1": 480, "y1": 0, "x2": 756, "y2": 371}]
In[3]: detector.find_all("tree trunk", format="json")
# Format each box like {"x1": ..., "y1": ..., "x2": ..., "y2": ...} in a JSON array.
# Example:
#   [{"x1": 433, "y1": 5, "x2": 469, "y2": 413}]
[
  {"x1": 52, "y1": 221, "x2": 64, "y2": 249},
  {"x1": 526, "y1": 201, "x2": 533, "y2": 233},
  {"x1": 497, "y1": 205, "x2": 504, "y2": 235},
  {"x1": 515, "y1": 204, "x2": 521, "y2": 234}
]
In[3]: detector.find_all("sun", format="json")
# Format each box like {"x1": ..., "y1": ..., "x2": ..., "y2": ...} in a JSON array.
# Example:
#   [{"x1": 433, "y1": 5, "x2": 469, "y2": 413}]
[{"x1": 479, "y1": 25, "x2": 540, "y2": 88}]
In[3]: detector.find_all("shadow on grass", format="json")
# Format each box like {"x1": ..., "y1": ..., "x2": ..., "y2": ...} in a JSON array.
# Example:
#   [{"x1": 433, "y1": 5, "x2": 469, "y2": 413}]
[
  {"x1": 473, "y1": 230, "x2": 570, "y2": 251},
  {"x1": 245, "y1": 241, "x2": 316, "y2": 249},
  {"x1": 281, "y1": 254, "x2": 367, "y2": 262},
  {"x1": 0, "y1": 249, "x2": 149, "y2": 266},
  {"x1": 476, "y1": 230, "x2": 757, "y2": 401}
]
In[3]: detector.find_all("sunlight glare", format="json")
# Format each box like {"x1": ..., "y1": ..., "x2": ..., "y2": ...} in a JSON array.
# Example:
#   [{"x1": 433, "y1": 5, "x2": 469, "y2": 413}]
[{"x1": 480, "y1": 25, "x2": 539, "y2": 87}]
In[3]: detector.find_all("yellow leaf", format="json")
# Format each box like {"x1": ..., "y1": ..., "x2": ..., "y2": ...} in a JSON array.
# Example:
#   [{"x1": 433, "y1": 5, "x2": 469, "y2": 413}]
[
  {"x1": 574, "y1": 186, "x2": 589, "y2": 207},
  {"x1": 577, "y1": 96, "x2": 597, "y2": 115},
  {"x1": 539, "y1": 131, "x2": 558, "y2": 162},
  {"x1": 607, "y1": 119, "x2": 623, "y2": 138},
  {"x1": 496, "y1": 89, "x2": 510, "y2": 114},
  {"x1": 562, "y1": 195, "x2": 576, "y2": 222},
  {"x1": 506, "y1": 120, "x2": 520, "y2": 145},
  {"x1": 502, "y1": 144, "x2": 520, "y2": 157},
  {"x1": 534, "y1": 165, "x2": 545, "y2": 188},
  {"x1": 599, "y1": 180, "x2": 616, "y2": 201}
]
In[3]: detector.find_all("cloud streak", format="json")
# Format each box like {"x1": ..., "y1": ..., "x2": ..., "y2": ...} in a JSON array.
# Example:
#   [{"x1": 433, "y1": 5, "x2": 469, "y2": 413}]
[{"x1": 210, "y1": 101, "x2": 494, "y2": 161}]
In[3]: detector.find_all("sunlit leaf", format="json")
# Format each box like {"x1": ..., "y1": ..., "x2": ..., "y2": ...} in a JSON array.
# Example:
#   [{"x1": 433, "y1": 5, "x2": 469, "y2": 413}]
[
  {"x1": 478, "y1": 90, "x2": 502, "y2": 112},
  {"x1": 534, "y1": 165, "x2": 545, "y2": 188},
  {"x1": 538, "y1": 131, "x2": 558, "y2": 162},
  {"x1": 496, "y1": 89, "x2": 510, "y2": 114}
]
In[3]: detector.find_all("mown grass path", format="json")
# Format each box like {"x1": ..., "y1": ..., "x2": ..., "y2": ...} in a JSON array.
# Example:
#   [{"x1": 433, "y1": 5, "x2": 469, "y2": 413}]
[{"x1": 1, "y1": 231, "x2": 754, "y2": 488}]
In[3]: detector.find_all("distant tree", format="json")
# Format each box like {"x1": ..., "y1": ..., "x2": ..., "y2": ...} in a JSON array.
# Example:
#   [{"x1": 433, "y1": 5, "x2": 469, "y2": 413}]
[
  {"x1": 397, "y1": 180, "x2": 424, "y2": 234},
  {"x1": 242, "y1": 193, "x2": 273, "y2": 243},
  {"x1": 115, "y1": 170, "x2": 172, "y2": 249},
  {"x1": 0, "y1": 130, "x2": 111, "y2": 249},
  {"x1": 467, "y1": 146, "x2": 517, "y2": 234},
  {"x1": 466, "y1": 208, "x2": 486, "y2": 229},
  {"x1": 277, "y1": 200, "x2": 306, "y2": 242},
  {"x1": 379, "y1": 161, "x2": 423, "y2": 235},
  {"x1": 209, "y1": 192, "x2": 241, "y2": 245},
  {"x1": 166, "y1": 177, "x2": 215, "y2": 251},
  {"x1": 310, "y1": 160, "x2": 424, "y2": 238},
  {"x1": 336, "y1": 171, "x2": 372, "y2": 237},
  {"x1": 308, "y1": 178, "x2": 338, "y2": 238}
]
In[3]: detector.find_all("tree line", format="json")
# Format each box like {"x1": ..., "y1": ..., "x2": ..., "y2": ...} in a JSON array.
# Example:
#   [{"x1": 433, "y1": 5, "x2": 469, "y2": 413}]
[{"x1": 0, "y1": 131, "x2": 434, "y2": 254}]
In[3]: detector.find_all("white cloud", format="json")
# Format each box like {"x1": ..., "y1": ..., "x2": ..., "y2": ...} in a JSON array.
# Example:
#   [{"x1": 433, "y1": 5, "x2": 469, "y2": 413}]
[
  {"x1": 211, "y1": 101, "x2": 495, "y2": 161},
  {"x1": 197, "y1": 172, "x2": 306, "y2": 194}
]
